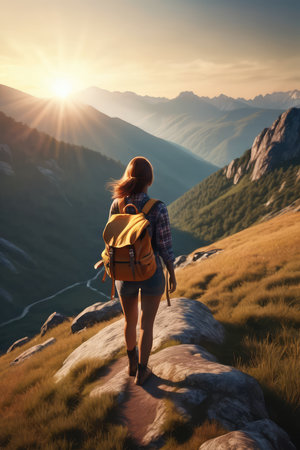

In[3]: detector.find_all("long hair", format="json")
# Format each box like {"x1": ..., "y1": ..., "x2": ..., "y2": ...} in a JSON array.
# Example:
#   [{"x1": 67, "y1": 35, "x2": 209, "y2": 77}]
[{"x1": 107, "y1": 156, "x2": 154, "y2": 199}]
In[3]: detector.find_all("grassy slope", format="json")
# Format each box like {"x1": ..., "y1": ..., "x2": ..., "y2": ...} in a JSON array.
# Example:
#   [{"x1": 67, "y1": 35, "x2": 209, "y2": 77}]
[
  {"x1": 0, "y1": 316, "x2": 134, "y2": 450},
  {"x1": 171, "y1": 211, "x2": 300, "y2": 448},
  {"x1": 0, "y1": 212, "x2": 299, "y2": 449}
]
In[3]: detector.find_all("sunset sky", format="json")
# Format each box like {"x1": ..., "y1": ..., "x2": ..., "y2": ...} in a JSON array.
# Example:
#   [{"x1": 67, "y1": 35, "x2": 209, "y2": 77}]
[{"x1": 1, "y1": 0, "x2": 300, "y2": 99}]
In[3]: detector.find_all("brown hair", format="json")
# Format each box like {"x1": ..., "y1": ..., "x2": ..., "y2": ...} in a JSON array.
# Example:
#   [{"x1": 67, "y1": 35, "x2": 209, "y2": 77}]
[{"x1": 107, "y1": 156, "x2": 154, "y2": 199}]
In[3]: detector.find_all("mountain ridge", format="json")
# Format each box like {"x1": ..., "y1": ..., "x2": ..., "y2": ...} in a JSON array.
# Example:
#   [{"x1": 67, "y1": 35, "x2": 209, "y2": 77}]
[
  {"x1": 0, "y1": 84, "x2": 217, "y2": 203},
  {"x1": 73, "y1": 85, "x2": 290, "y2": 166}
]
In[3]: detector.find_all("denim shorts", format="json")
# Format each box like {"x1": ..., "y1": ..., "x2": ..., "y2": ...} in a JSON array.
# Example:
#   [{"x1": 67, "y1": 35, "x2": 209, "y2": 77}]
[{"x1": 115, "y1": 255, "x2": 165, "y2": 297}]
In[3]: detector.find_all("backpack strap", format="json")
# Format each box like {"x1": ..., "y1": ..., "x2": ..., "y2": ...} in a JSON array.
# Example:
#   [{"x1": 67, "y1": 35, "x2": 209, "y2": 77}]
[{"x1": 142, "y1": 198, "x2": 159, "y2": 216}]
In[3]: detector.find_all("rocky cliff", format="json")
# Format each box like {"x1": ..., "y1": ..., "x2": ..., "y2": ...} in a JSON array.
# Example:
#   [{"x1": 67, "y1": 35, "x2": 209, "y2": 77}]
[{"x1": 225, "y1": 107, "x2": 300, "y2": 183}]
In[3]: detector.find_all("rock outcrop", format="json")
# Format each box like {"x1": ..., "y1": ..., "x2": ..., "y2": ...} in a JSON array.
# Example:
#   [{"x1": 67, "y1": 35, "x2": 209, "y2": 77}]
[
  {"x1": 71, "y1": 299, "x2": 122, "y2": 333},
  {"x1": 40, "y1": 312, "x2": 68, "y2": 336},
  {"x1": 10, "y1": 338, "x2": 56, "y2": 365},
  {"x1": 175, "y1": 249, "x2": 222, "y2": 269},
  {"x1": 200, "y1": 419, "x2": 296, "y2": 449},
  {"x1": 248, "y1": 107, "x2": 300, "y2": 181},
  {"x1": 224, "y1": 107, "x2": 300, "y2": 184},
  {"x1": 7, "y1": 336, "x2": 30, "y2": 353},
  {"x1": 55, "y1": 298, "x2": 224, "y2": 381},
  {"x1": 53, "y1": 296, "x2": 295, "y2": 448},
  {"x1": 90, "y1": 345, "x2": 295, "y2": 448}
]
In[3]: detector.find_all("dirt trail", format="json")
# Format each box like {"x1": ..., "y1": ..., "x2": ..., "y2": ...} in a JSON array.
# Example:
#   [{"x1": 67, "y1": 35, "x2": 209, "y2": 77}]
[{"x1": 99, "y1": 356, "x2": 165, "y2": 447}]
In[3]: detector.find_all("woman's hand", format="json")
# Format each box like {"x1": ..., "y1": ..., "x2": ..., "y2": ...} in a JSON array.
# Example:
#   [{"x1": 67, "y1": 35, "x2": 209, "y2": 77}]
[
  {"x1": 166, "y1": 261, "x2": 177, "y2": 293},
  {"x1": 169, "y1": 273, "x2": 177, "y2": 293}
]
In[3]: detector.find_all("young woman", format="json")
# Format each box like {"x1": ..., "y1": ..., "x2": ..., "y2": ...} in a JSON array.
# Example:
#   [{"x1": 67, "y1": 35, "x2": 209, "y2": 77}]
[{"x1": 107, "y1": 156, "x2": 176, "y2": 385}]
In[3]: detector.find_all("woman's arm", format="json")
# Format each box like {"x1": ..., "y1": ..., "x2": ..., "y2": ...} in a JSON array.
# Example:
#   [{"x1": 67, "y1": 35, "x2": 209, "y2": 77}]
[{"x1": 155, "y1": 203, "x2": 177, "y2": 293}]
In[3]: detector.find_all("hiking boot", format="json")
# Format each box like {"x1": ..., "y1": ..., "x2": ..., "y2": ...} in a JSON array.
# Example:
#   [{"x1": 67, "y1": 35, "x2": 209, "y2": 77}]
[
  {"x1": 127, "y1": 347, "x2": 138, "y2": 376},
  {"x1": 134, "y1": 363, "x2": 152, "y2": 386}
]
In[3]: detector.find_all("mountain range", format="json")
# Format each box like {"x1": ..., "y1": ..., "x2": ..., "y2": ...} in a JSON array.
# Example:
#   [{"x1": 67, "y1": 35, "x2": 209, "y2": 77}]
[
  {"x1": 0, "y1": 84, "x2": 217, "y2": 204},
  {"x1": 73, "y1": 88, "x2": 300, "y2": 166},
  {"x1": 168, "y1": 107, "x2": 300, "y2": 244}
]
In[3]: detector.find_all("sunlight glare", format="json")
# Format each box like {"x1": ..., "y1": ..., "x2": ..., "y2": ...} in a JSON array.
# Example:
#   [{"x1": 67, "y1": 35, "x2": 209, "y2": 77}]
[{"x1": 52, "y1": 78, "x2": 72, "y2": 98}]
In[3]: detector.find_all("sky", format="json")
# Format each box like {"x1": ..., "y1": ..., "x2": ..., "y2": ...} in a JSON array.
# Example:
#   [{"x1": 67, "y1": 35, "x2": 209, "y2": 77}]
[{"x1": 1, "y1": 0, "x2": 300, "y2": 99}]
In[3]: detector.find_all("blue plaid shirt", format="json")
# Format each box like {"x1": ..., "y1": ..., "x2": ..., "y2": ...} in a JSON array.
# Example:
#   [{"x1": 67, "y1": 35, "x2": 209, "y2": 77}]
[{"x1": 109, "y1": 193, "x2": 175, "y2": 265}]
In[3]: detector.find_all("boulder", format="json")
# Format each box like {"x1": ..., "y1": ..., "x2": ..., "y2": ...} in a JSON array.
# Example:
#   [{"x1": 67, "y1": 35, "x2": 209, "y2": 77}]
[
  {"x1": 175, "y1": 249, "x2": 223, "y2": 269},
  {"x1": 192, "y1": 249, "x2": 222, "y2": 262},
  {"x1": 174, "y1": 254, "x2": 187, "y2": 268},
  {"x1": 200, "y1": 419, "x2": 296, "y2": 449},
  {"x1": 149, "y1": 344, "x2": 268, "y2": 430},
  {"x1": 40, "y1": 312, "x2": 68, "y2": 336},
  {"x1": 90, "y1": 344, "x2": 272, "y2": 446},
  {"x1": 7, "y1": 336, "x2": 30, "y2": 353},
  {"x1": 55, "y1": 298, "x2": 224, "y2": 381},
  {"x1": 71, "y1": 299, "x2": 122, "y2": 333},
  {"x1": 10, "y1": 338, "x2": 56, "y2": 365}
]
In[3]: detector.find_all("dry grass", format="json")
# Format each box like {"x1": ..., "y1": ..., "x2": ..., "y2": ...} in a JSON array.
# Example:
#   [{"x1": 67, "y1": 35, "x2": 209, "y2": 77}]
[
  {"x1": 172, "y1": 211, "x2": 300, "y2": 447},
  {"x1": 161, "y1": 399, "x2": 228, "y2": 449},
  {"x1": 0, "y1": 315, "x2": 132, "y2": 449},
  {"x1": 1, "y1": 212, "x2": 299, "y2": 449}
]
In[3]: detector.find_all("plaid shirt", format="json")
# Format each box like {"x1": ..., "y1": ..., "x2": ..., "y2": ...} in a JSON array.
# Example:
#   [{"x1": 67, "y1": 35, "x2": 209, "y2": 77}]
[{"x1": 109, "y1": 193, "x2": 175, "y2": 265}]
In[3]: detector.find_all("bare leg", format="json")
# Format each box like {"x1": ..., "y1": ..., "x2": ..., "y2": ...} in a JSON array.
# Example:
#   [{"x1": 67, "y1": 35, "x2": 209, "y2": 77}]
[
  {"x1": 139, "y1": 293, "x2": 162, "y2": 365},
  {"x1": 119, "y1": 294, "x2": 139, "y2": 350}
]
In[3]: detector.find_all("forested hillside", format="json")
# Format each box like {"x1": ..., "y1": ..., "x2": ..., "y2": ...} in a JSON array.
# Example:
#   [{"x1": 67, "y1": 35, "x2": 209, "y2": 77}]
[
  {"x1": 169, "y1": 108, "x2": 300, "y2": 244},
  {"x1": 0, "y1": 112, "x2": 123, "y2": 323}
]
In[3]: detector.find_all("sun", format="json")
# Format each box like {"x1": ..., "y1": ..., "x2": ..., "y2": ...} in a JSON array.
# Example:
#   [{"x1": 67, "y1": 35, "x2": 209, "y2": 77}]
[{"x1": 51, "y1": 78, "x2": 73, "y2": 99}]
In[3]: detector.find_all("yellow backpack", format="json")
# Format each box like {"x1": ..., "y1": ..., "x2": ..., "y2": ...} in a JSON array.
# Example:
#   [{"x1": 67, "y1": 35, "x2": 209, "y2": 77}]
[{"x1": 94, "y1": 198, "x2": 159, "y2": 299}]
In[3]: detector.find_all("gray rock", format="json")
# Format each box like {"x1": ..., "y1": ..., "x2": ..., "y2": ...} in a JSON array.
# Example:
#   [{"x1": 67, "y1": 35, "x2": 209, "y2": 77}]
[
  {"x1": 248, "y1": 108, "x2": 300, "y2": 181},
  {"x1": 226, "y1": 159, "x2": 237, "y2": 179},
  {"x1": 71, "y1": 299, "x2": 122, "y2": 333},
  {"x1": 41, "y1": 312, "x2": 68, "y2": 336},
  {"x1": 175, "y1": 249, "x2": 223, "y2": 269},
  {"x1": 233, "y1": 165, "x2": 243, "y2": 184},
  {"x1": 10, "y1": 338, "x2": 56, "y2": 365},
  {"x1": 7, "y1": 336, "x2": 30, "y2": 353},
  {"x1": 174, "y1": 254, "x2": 187, "y2": 268},
  {"x1": 200, "y1": 419, "x2": 296, "y2": 449},
  {"x1": 149, "y1": 344, "x2": 268, "y2": 431},
  {"x1": 55, "y1": 298, "x2": 224, "y2": 381},
  {"x1": 90, "y1": 345, "x2": 273, "y2": 446},
  {"x1": 193, "y1": 249, "x2": 222, "y2": 262}
]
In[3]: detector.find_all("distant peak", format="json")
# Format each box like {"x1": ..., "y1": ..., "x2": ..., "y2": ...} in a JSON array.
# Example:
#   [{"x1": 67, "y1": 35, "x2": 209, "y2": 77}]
[{"x1": 177, "y1": 91, "x2": 198, "y2": 99}]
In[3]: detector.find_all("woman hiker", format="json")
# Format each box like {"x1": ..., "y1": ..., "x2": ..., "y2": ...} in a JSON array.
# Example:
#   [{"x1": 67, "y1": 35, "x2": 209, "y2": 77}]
[{"x1": 107, "y1": 156, "x2": 177, "y2": 386}]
